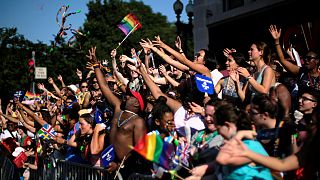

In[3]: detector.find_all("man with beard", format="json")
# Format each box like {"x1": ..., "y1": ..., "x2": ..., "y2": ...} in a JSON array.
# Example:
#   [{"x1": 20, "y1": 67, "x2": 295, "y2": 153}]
[{"x1": 87, "y1": 47, "x2": 150, "y2": 179}]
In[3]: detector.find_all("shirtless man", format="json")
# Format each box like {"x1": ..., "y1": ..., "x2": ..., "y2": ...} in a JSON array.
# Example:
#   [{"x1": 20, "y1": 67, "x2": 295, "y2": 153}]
[{"x1": 87, "y1": 47, "x2": 149, "y2": 178}]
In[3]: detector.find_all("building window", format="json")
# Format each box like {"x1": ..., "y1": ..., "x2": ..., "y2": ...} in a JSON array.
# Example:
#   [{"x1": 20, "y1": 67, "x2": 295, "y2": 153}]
[{"x1": 223, "y1": 0, "x2": 244, "y2": 12}]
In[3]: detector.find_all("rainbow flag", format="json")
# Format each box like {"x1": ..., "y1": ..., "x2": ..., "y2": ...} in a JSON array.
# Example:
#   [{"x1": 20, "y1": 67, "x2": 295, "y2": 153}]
[
  {"x1": 131, "y1": 131, "x2": 174, "y2": 169},
  {"x1": 117, "y1": 13, "x2": 142, "y2": 35},
  {"x1": 24, "y1": 91, "x2": 41, "y2": 100}
]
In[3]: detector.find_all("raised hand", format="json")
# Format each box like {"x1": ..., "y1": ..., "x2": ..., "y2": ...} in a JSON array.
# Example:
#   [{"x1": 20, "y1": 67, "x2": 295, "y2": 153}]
[
  {"x1": 286, "y1": 47, "x2": 294, "y2": 60},
  {"x1": 127, "y1": 64, "x2": 138, "y2": 72},
  {"x1": 57, "y1": 74, "x2": 63, "y2": 81},
  {"x1": 269, "y1": 24, "x2": 281, "y2": 40},
  {"x1": 119, "y1": 55, "x2": 128, "y2": 63},
  {"x1": 102, "y1": 59, "x2": 109, "y2": 67},
  {"x1": 175, "y1": 36, "x2": 182, "y2": 50},
  {"x1": 223, "y1": 48, "x2": 236, "y2": 58},
  {"x1": 86, "y1": 46, "x2": 98, "y2": 64},
  {"x1": 48, "y1": 77, "x2": 54, "y2": 84},
  {"x1": 131, "y1": 48, "x2": 137, "y2": 58},
  {"x1": 229, "y1": 69, "x2": 239, "y2": 82},
  {"x1": 188, "y1": 102, "x2": 204, "y2": 115},
  {"x1": 139, "y1": 39, "x2": 153, "y2": 49},
  {"x1": 158, "y1": 64, "x2": 167, "y2": 75},
  {"x1": 237, "y1": 67, "x2": 250, "y2": 78},
  {"x1": 76, "y1": 69, "x2": 82, "y2": 78},
  {"x1": 37, "y1": 83, "x2": 46, "y2": 91},
  {"x1": 110, "y1": 49, "x2": 117, "y2": 59},
  {"x1": 86, "y1": 62, "x2": 94, "y2": 70},
  {"x1": 152, "y1": 35, "x2": 164, "y2": 47},
  {"x1": 142, "y1": 43, "x2": 151, "y2": 55}
]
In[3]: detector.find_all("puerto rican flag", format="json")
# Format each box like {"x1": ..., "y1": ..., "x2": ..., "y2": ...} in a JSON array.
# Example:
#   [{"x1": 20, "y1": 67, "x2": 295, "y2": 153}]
[{"x1": 37, "y1": 124, "x2": 56, "y2": 140}]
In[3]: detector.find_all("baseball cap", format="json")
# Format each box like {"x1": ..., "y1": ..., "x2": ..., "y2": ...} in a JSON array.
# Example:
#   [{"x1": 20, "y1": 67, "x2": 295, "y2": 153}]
[{"x1": 127, "y1": 89, "x2": 145, "y2": 111}]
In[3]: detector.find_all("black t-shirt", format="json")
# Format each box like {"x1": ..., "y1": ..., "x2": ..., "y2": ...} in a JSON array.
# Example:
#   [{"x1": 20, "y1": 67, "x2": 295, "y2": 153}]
[
  {"x1": 298, "y1": 67, "x2": 320, "y2": 94},
  {"x1": 257, "y1": 120, "x2": 296, "y2": 158},
  {"x1": 295, "y1": 143, "x2": 320, "y2": 180}
]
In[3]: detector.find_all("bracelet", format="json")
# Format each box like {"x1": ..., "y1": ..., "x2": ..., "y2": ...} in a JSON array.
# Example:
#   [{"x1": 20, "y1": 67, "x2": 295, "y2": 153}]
[
  {"x1": 93, "y1": 64, "x2": 100, "y2": 69},
  {"x1": 274, "y1": 43, "x2": 280, "y2": 46},
  {"x1": 116, "y1": 81, "x2": 123, "y2": 87},
  {"x1": 246, "y1": 75, "x2": 253, "y2": 80}
]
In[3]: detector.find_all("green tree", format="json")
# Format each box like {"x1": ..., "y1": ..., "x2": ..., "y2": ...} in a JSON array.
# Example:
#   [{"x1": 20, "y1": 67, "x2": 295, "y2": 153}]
[
  {"x1": 82, "y1": 0, "x2": 177, "y2": 60},
  {"x1": 0, "y1": 0, "x2": 181, "y2": 103}
]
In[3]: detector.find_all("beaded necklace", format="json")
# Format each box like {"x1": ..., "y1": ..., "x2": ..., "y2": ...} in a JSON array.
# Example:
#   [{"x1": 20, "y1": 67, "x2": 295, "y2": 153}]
[{"x1": 117, "y1": 110, "x2": 137, "y2": 128}]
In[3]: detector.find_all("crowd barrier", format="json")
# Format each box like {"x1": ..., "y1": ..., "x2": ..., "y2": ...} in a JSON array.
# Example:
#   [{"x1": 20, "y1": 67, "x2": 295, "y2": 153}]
[
  {"x1": 0, "y1": 149, "x2": 20, "y2": 180},
  {"x1": 0, "y1": 148, "x2": 112, "y2": 180}
]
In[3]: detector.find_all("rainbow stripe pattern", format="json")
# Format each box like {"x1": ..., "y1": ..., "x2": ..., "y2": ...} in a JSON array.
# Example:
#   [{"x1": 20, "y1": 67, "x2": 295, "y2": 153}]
[
  {"x1": 131, "y1": 131, "x2": 174, "y2": 169},
  {"x1": 117, "y1": 13, "x2": 142, "y2": 35},
  {"x1": 24, "y1": 91, "x2": 41, "y2": 100}
]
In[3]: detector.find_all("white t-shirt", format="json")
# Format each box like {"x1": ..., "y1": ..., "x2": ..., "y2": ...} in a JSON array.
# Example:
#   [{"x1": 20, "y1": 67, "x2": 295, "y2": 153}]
[
  {"x1": 0, "y1": 129, "x2": 20, "y2": 141},
  {"x1": 211, "y1": 69, "x2": 223, "y2": 87},
  {"x1": 211, "y1": 69, "x2": 223, "y2": 98},
  {"x1": 174, "y1": 106, "x2": 205, "y2": 131}
]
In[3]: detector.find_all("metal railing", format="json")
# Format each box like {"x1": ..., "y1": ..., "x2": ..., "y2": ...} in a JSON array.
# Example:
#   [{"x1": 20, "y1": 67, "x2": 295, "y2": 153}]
[
  {"x1": 1, "y1": 147, "x2": 112, "y2": 180},
  {"x1": 53, "y1": 160, "x2": 111, "y2": 180},
  {"x1": 0, "y1": 149, "x2": 20, "y2": 180}
]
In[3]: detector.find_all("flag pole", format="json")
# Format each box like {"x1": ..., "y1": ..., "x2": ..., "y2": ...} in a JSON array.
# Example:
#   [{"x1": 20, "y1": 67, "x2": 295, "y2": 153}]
[{"x1": 115, "y1": 23, "x2": 140, "y2": 50}]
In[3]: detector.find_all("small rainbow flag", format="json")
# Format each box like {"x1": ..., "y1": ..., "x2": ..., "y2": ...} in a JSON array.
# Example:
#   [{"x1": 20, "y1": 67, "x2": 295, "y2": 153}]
[
  {"x1": 24, "y1": 91, "x2": 41, "y2": 100},
  {"x1": 130, "y1": 131, "x2": 174, "y2": 169},
  {"x1": 117, "y1": 13, "x2": 142, "y2": 35}
]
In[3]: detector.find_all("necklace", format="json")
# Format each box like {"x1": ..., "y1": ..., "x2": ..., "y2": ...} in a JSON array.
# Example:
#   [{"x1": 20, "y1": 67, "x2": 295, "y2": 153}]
[
  {"x1": 308, "y1": 73, "x2": 320, "y2": 89},
  {"x1": 117, "y1": 110, "x2": 137, "y2": 128}
]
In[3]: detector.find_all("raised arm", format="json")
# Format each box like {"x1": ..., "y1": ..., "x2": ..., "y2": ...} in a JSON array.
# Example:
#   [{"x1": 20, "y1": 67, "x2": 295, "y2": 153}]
[
  {"x1": 153, "y1": 36, "x2": 211, "y2": 77},
  {"x1": 159, "y1": 65, "x2": 180, "y2": 87},
  {"x1": 16, "y1": 110, "x2": 36, "y2": 133},
  {"x1": 90, "y1": 124, "x2": 107, "y2": 154},
  {"x1": 47, "y1": 78, "x2": 62, "y2": 98},
  {"x1": 229, "y1": 69, "x2": 247, "y2": 101},
  {"x1": 139, "y1": 60, "x2": 182, "y2": 113},
  {"x1": 142, "y1": 46, "x2": 151, "y2": 69},
  {"x1": 57, "y1": 75, "x2": 66, "y2": 88},
  {"x1": 15, "y1": 100, "x2": 46, "y2": 126},
  {"x1": 0, "y1": 112, "x2": 19, "y2": 123},
  {"x1": 140, "y1": 39, "x2": 189, "y2": 72},
  {"x1": 112, "y1": 55, "x2": 129, "y2": 85},
  {"x1": 17, "y1": 106, "x2": 35, "y2": 128},
  {"x1": 269, "y1": 24, "x2": 300, "y2": 75},
  {"x1": 87, "y1": 47, "x2": 121, "y2": 110}
]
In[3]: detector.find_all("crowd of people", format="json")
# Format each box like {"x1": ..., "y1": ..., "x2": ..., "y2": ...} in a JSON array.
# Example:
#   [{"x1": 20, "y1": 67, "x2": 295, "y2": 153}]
[{"x1": 0, "y1": 24, "x2": 319, "y2": 180}]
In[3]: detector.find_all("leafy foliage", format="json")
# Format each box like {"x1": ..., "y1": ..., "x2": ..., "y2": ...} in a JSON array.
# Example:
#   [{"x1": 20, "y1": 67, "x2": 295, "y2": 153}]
[
  {"x1": 82, "y1": 0, "x2": 176, "y2": 59},
  {"x1": 0, "y1": 0, "x2": 178, "y2": 104}
]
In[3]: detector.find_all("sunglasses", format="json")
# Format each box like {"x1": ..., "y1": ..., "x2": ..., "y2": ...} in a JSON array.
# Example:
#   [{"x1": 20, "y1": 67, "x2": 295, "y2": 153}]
[
  {"x1": 93, "y1": 81, "x2": 98, "y2": 84},
  {"x1": 81, "y1": 86, "x2": 88, "y2": 88}
]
